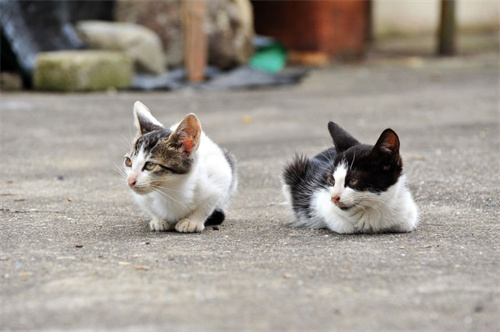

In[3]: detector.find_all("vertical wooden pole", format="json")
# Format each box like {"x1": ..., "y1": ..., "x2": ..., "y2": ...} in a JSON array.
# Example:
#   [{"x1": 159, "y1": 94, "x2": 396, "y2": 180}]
[
  {"x1": 437, "y1": 0, "x2": 456, "y2": 56},
  {"x1": 365, "y1": 0, "x2": 373, "y2": 47},
  {"x1": 183, "y1": 0, "x2": 207, "y2": 82}
]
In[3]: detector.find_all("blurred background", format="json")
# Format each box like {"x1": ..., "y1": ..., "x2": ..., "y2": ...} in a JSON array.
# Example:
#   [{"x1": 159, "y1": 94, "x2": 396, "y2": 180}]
[{"x1": 0, "y1": 0, "x2": 498, "y2": 91}]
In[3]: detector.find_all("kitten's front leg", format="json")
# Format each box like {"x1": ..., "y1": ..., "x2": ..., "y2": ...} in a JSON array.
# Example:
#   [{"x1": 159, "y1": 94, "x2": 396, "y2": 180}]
[
  {"x1": 149, "y1": 218, "x2": 174, "y2": 232},
  {"x1": 175, "y1": 201, "x2": 216, "y2": 233},
  {"x1": 175, "y1": 218, "x2": 205, "y2": 233}
]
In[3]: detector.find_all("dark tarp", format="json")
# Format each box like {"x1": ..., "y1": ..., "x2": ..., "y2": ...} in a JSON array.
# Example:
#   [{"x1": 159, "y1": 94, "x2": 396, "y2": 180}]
[{"x1": 0, "y1": 0, "x2": 114, "y2": 87}]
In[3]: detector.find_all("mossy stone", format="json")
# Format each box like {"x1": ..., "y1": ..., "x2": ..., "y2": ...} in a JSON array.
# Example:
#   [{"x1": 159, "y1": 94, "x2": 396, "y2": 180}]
[{"x1": 34, "y1": 51, "x2": 133, "y2": 91}]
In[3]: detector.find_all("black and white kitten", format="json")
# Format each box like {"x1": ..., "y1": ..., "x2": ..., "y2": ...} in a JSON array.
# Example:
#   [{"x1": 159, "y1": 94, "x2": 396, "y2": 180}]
[
  {"x1": 124, "y1": 101, "x2": 237, "y2": 233},
  {"x1": 282, "y1": 122, "x2": 418, "y2": 234}
]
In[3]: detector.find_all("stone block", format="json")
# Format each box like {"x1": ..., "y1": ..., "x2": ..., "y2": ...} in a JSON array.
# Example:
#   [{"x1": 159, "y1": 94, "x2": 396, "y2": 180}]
[
  {"x1": 76, "y1": 20, "x2": 166, "y2": 75},
  {"x1": 206, "y1": 0, "x2": 254, "y2": 69},
  {"x1": 115, "y1": 0, "x2": 254, "y2": 70},
  {"x1": 34, "y1": 50, "x2": 133, "y2": 92},
  {"x1": 115, "y1": 0, "x2": 183, "y2": 68}
]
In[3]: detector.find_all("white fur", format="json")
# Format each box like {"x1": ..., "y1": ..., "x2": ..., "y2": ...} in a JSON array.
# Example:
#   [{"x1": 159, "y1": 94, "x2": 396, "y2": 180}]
[
  {"x1": 283, "y1": 163, "x2": 419, "y2": 234},
  {"x1": 126, "y1": 115, "x2": 236, "y2": 233}
]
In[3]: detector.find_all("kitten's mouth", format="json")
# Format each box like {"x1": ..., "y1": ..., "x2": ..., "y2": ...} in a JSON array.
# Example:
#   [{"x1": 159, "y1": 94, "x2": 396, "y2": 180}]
[
  {"x1": 335, "y1": 202, "x2": 354, "y2": 211},
  {"x1": 130, "y1": 186, "x2": 152, "y2": 195}
]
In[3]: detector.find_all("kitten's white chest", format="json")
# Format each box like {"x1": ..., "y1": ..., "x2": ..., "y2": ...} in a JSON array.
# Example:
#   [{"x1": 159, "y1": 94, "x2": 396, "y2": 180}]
[{"x1": 133, "y1": 184, "x2": 194, "y2": 222}]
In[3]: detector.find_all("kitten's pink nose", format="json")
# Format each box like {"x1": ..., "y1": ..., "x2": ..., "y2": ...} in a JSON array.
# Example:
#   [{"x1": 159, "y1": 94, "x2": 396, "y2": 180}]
[
  {"x1": 127, "y1": 176, "x2": 137, "y2": 187},
  {"x1": 331, "y1": 195, "x2": 340, "y2": 204}
]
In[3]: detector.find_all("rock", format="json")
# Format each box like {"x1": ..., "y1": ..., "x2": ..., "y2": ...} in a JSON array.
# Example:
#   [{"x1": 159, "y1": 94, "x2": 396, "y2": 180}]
[
  {"x1": 206, "y1": 0, "x2": 254, "y2": 69},
  {"x1": 76, "y1": 20, "x2": 166, "y2": 75},
  {"x1": 33, "y1": 50, "x2": 133, "y2": 92},
  {"x1": 0, "y1": 72, "x2": 24, "y2": 90},
  {"x1": 115, "y1": 0, "x2": 183, "y2": 68},
  {"x1": 115, "y1": 0, "x2": 254, "y2": 70}
]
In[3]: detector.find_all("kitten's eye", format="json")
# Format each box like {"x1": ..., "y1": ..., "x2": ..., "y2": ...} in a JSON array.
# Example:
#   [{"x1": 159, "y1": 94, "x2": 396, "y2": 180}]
[
  {"x1": 383, "y1": 165, "x2": 391, "y2": 171},
  {"x1": 144, "y1": 162, "x2": 156, "y2": 171},
  {"x1": 329, "y1": 174, "x2": 335, "y2": 186},
  {"x1": 348, "y1": 178, "x2": 359, "y2": 187},
  {"x1": 125, "y1": 157, "x2": 132, "y2": 167}
]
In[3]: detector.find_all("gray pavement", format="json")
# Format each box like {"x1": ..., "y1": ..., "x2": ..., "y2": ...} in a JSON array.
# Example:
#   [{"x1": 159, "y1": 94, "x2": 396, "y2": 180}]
[{"x1": 1, "y1": 53, "x2": 499, "y2": 331}]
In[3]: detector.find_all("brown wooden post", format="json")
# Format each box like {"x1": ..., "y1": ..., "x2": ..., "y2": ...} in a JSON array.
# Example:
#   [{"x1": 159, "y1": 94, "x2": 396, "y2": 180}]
[
  {"x1": 437, "y1": 0, "x2": 456, "y2": 56},
  {"x1": 183, "y1": 0, "x2": 207, "y2": 82},
  {"x1": 365, "y1": 0, "x2": 373, "y2": 46}
]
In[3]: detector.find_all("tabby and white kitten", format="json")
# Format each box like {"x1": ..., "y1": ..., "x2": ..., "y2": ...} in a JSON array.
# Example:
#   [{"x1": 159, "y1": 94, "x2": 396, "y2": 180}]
[
  {"x1": 124, "y1": 101, "x2": 237, "y2": 233},
  {"x1": 282, "y1": 122, "x2": 418, "y2": 234}
]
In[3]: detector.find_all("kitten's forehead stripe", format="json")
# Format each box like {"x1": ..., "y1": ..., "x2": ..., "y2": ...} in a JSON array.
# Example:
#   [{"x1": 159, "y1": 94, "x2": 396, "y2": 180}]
[
  {"x1": 333, "y1": 163, "x2": 347, "y2": 186},
  {"x1": 131, "y1": 147, "x2": 147, "y2": 172}
]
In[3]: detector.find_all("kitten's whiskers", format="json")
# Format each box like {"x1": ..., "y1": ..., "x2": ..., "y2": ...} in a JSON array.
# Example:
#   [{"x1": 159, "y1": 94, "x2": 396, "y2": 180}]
[
  {"x1": 152, "y1": 184, "x2": 185, "y2": 194},
  {"x1": 150, "y1": 186, "x2": 189, "y2": 210},
  {"x1": 349, "y1": 152, "x2": 356, "y2": 171},
  {"x1": 120, "y1": 133, "x2": 132, "y2": 150},
  {"x1": 114, "y1": 163, "x2": 127, "y2": 179}
]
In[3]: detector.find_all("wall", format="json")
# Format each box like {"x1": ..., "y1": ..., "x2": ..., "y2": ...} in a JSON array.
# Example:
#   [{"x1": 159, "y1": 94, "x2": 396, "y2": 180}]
[{"x1": 374, "y1": 0, "x2": 500, "y2": 37}]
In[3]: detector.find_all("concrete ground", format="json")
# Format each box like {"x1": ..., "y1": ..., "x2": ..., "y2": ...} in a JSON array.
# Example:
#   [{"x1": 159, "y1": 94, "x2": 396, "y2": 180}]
[{"x1": 1, "y1": 53, "x2": 499, "y2": 331}]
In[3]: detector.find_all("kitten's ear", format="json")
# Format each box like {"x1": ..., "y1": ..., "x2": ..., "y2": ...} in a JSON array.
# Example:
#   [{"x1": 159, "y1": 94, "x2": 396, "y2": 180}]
[
  {"x1": 373, "y1": 129, "x2": 400, "y2": 155},
  {"x1": 170, "y1": 113, "x2": 202, "y2": 157},
  {"x1": 328, "y1": 122, "x2": 360, "y2": 152},
  {"x1": 133, "y1": 101, "x2": 164, "y2": 137}
]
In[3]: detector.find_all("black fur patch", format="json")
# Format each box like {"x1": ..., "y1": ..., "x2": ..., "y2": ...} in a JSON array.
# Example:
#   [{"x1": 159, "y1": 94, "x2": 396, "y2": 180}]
[
  {"x1": 205, "y1": 209, "x2": 225, "y2": 226},
  {"x1": 328, "y1": 122, "x2": 360, "y2": 152},
  {"x1": 283, "y1": 155, "x2": 330, "y2": 219}
]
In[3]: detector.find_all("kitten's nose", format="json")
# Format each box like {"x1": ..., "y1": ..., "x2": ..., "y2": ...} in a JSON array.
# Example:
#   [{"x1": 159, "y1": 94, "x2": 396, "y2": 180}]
[
  {"x1": 127, "y1": 176, "x2": 137, "y2": 187},
  {"x1": 331, "y1": 195, "x2": 340, "y2": 204}
]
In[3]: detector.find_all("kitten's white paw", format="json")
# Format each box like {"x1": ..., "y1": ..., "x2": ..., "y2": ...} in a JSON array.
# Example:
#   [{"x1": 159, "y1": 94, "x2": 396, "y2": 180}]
[
  {"x1": 149, "y1": 219, "x2": 172, "y2": 231},
  {"x1": 175, "y1": 218, "x2": 204, "y2": 233}
]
